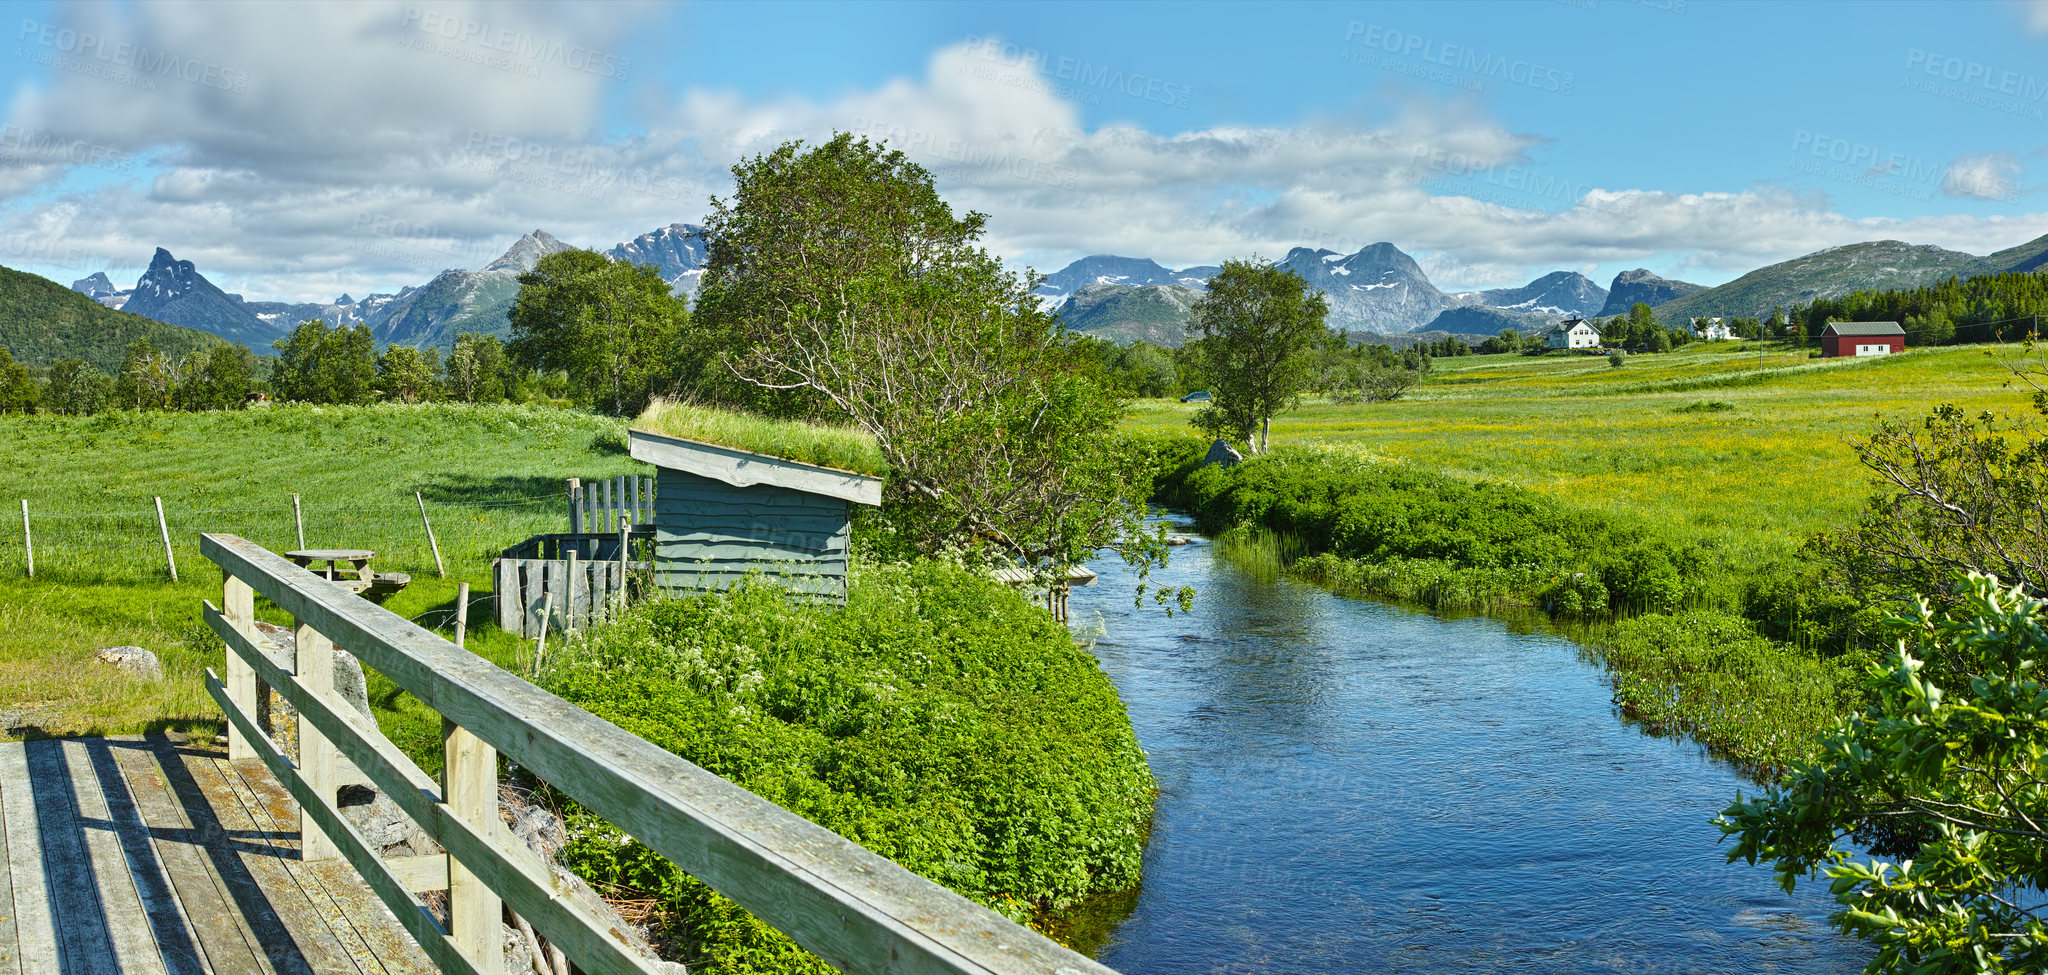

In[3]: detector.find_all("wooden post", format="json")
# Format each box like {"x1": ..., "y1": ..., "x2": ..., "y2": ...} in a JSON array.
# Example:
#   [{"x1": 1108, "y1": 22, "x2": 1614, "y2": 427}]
[
  {"x1": 567, "y1": 478, "x2": 582, "y2": 534},
  {"x1": 294, "y1": 620, "x2": 338, "y2": 861},
  {"x1": 292, "y1": 493, "x2": 305, "y2": 550},
  {"x1": 416, "y1": 492, "x2": 445, "y2": 578},
  {"x1": 602, "y1": 476, "x2": 615, "y2": 533},
  {"x1": 19, "y1": 500, "x2": 30, "y2": 579},
  {"x1": 223, "y1": 571, "x2": 258, "y2": 760},
  {"x1": 443, "y1": 718, "x2": 503, "y2": 974},
  {"x1": 454, "y1": 581, "x2": 470, "y2": 650},
  {"x1": 617, "y1": 519, "x2": 630, "y2": 611},
  {"x1": 154, "y1": 496, "x2": 178, "y2": 582},
  {"x1": 566, "y1": 550, "x2": 580, "y2": 633}
]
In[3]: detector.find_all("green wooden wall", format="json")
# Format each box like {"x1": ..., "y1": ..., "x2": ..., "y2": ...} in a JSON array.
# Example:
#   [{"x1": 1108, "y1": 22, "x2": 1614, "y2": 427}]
[{"x1": 652, "y1": 467, "x2": 852, "y2": 600}]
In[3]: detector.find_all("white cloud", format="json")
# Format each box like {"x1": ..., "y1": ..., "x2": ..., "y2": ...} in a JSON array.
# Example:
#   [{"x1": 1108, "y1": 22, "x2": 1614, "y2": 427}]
[
  {"x1": 1942, "y1": 151, "x2": 2023, "y2": 202},
  {"x1": 0, "y1": 6, "x2": 2042, "y2": 303},
  {"x1": 2026, "y1": 0, "x2": 2048, "y2": 35}
]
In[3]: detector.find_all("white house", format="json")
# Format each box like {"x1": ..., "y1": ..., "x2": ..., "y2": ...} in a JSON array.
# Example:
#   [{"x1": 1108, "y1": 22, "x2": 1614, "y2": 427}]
[
  {"x1": 1545, "y1": 318, "x2": 1602, "y2": 350},
  {"x1": 1692, "y1": 317, "x2": 1735, "y2": 341}
]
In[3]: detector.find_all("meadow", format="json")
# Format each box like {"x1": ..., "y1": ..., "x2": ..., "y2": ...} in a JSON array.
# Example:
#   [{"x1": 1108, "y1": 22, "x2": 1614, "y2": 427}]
[
  {"x1": 0, "y1": 402, "x2": 648, "y2": 744},
  {"x1": 1133, "y1": 341, "x2": 2038, "y2": 570}
]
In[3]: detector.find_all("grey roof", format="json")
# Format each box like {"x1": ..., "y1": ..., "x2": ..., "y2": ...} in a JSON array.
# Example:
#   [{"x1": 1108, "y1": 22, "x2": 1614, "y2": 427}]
[
  {"x1": 1823, "y1": 321, "x2": 1905, "y2": 337},
  {"x1": 627, "y1": 429, "x2": 884, "y2": 506}
]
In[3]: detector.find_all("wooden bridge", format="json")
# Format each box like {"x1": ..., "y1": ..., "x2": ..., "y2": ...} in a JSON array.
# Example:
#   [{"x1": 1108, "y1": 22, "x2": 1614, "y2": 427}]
[{"x1": 0, "y1": 534, "x2": 1118, "y2": 975}]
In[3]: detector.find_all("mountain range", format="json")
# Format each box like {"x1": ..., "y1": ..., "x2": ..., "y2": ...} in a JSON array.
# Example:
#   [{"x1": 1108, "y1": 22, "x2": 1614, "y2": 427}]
[
  {"x1": 44, "y1": 224, "x2": 2048, "y2": 353},
  {"x1": 66, "y1": 224, "x2": 712, "y2": 354}
]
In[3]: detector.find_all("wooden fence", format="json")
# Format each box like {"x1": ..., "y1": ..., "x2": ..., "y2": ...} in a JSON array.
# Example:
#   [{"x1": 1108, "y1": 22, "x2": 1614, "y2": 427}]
[
  {"x1": 199, "y1": 533, "x2": 1116, "y2": 975},
  {"x1": 569, "y1": 476, "x2": 654, "y2": 534}
]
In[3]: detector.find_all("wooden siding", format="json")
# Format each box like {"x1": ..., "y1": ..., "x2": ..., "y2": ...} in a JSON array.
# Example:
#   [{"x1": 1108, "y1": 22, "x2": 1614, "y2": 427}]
[{"x1": 652, "y1": 468, "x2": 852, "y2": 600}]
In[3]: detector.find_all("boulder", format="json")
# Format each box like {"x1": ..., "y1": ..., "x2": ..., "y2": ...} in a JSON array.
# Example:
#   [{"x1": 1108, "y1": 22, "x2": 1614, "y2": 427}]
[
  {"x1": 96, "y1": 646, "x2": 162, "y2": 681},
  {"x1": 1200, "y1": 439, "x2": 1243, "y2": 469}
]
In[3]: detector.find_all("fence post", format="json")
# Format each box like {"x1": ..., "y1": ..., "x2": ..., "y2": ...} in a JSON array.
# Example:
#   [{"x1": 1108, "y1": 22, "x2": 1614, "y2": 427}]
[
  {"x1": 617, "y1": 519, "x2": 629, "y2": 613},
  {"x1": 566, "y1": 550, "x2": 580, "y2": 633},
  {"x1": 19, "y1": 500, "x2": 30, "y2": 579},
  {"x1": 292, "y1": 493, "x2": 305, "y2": 550},
  {"x1": 155, "y1": 496, "x2": 178, "y2": 582},
  {"x1": 416, "y1": 492, "x2": 445, "y2": 578},
  {"x1": 294, "y1": 620, "x2": 338, "y2": 861},
  {"x1": 224, "y1": 571, "x2": 259, "y2": 760},
  {"x1": 567, "y1": 478, "x2": 582, "y2": 534},
  {"x1": 454, "y1": 581, "x2": 470, "y2": 650},
  {"x1": 443, "y1": 718, "x2": 503, "y2": 973}
]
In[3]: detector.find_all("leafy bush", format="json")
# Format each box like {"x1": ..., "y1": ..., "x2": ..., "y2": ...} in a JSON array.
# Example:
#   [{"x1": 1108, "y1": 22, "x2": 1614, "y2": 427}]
[
  {"x1": 1602, "y1": 611, "x2": 1851, "y2": 770},
  {"x1": 1166, "y1": 448, "x2": 1712, "y2": 616},
  {"x1": 538, "y1": 562, "x2": 1154, "y2": 973}
]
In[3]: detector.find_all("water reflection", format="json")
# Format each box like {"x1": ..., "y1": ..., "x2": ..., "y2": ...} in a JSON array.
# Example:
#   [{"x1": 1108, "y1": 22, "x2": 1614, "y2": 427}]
[{"x1": 1073, "y1": 529, "x2": 1865, "y2": 975}]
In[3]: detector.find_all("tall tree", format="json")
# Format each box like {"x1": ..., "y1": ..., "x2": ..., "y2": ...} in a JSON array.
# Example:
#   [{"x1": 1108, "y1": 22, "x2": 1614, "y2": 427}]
[
  {"x1": 696, "y1": 132, "x2": 1174, "y2": 584},
  {"x1": 0, "y1": 348, "x2": 37, "y2": 414},
  {"x1": 376, "y1": 345, "x2": 440, "y2": 403},
  {"x1": 271, "y1": 320, "x2": 376, "y2": 404},
  {"x1": 507, "y1": 251, "x2": 685, "y2": 416},
  {"x1": 445, "y1": 332, "x2": 509, "y2": 403},
  {"x1": 41, "y1": 357, "x2": 109, "y2": 415},
  {"x1": 1184, "y1": 258, "x2": 1329, "y2": 454}
]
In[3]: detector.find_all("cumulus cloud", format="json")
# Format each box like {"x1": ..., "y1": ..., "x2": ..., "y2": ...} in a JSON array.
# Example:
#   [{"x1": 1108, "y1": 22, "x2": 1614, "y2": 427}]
[
  {"x1": 1942, "y1": 151, "x2": 2024, "y2": 202},
  {"x1": 0, "y1": 3, "x2": 2042, "y2": 301}
]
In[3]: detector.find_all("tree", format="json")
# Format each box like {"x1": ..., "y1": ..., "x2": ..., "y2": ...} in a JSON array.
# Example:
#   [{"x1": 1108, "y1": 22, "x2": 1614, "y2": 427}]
[
  {"x1": 1650, "y1": 327, "x2": 1672, "y2": 353},
  {"x1": 376, "y1": 345, "x2": 440, "y2": 403},
  {"x1": 271, "y1": 321, "x2": 376, "y2": 404},
  {"x1": 1184, "y1": 258, "x2": 1329, "y2": 454},
  {"x1": 42, "y1": 357, "x2": 109, "y2": 415},
  {"x1": 446, "y1": 332, "x2": 510, "y2": 403},
  {"x1": 0, "y1": 349, "x2": 37, "y2": 413},
  {"x1": 696, "y1": 133, "x2": 1174, "y2": 586},
  {"x1": 112, "y1": 337, "x2": 174, "y2": 409},
  {"x1": 1719, "y1": 575, "x2": 2048, "y2": 974},
  {"x1": 1607, "y1": 349, "x2": 1627, "y2": 368},
  {"x1": 174, "y1": 344, "x2": 255, "y2": 411},
  {"x1": 507, "y1": 251, "x2": 685, "y2": 416}
]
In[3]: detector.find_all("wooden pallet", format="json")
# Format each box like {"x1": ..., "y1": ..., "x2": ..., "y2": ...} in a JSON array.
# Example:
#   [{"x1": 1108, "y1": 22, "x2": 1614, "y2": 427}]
[{"x1": 0, "y1": 733, "x2": 433, "y2": 975}]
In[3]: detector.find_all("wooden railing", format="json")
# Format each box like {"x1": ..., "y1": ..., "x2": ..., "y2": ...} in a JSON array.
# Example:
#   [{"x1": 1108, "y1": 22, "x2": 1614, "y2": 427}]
[{"x1": 199, "y1": 533, "x2": 1118, "y2": 975}]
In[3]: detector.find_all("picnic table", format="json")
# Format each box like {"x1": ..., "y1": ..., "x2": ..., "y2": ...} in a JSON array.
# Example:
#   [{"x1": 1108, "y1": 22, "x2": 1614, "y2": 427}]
[{"x1": 287, "y1": 548, "x2": 376, "y2": 583}]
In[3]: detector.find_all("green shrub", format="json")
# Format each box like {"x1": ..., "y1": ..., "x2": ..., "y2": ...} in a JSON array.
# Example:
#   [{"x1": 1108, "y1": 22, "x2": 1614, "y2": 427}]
[
  {"x1": 1166, "y1": 449, "x2": 1714, "y2": 616},
  {"x1": 537, "y1": 561, "x2": 1153, "y2": 973},
  {"x1": 1599, "y1": 611, "x2": 1852, "y2": 770}
]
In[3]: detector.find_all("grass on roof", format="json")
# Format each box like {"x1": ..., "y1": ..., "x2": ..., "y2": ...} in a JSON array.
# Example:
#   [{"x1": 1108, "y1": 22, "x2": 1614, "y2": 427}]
[{"x1": 633, "y1": 398, "x2": 887, "y2": 478}]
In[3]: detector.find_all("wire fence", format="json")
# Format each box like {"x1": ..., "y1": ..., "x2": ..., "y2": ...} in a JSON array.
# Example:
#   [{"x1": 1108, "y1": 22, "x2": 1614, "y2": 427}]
[{"x1": 5, "y1": 492, "x2": 573, "y2": 585}]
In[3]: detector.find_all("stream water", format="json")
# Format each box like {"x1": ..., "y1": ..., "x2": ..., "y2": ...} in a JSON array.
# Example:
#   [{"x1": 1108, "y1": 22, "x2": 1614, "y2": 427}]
[{"x1": 1070, "y1": 529, "x2": 1867, "y2": 975}]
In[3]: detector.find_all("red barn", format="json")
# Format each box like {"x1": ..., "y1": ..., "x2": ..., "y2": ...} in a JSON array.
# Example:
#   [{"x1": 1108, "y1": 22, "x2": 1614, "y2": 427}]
[{"x1": 1820, "y1": 321, "x2": 1906, "y2": 358}]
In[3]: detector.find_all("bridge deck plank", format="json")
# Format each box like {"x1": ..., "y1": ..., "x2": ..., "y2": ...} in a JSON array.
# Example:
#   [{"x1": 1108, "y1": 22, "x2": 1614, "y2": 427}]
[{"x1": 0, "y1": 735, "x2": 432, "y2": 975}]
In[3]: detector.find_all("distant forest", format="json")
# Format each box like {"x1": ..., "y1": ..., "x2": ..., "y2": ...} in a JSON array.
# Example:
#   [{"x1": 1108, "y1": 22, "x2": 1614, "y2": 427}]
[{"x1": 1788, "y1": 269, "x2": 2048, "y2": 344}]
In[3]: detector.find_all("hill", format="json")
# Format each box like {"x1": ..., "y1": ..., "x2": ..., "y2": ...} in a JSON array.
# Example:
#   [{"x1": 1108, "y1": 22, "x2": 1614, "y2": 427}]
[
  {"x1": 1654, "y1": 233, "x2": 2048, "y2": 321},
  {"x1": 1453, "y1": 270, "x2": 1607, "y2": 319},
  {"x1": 0, "y1": 263, "x2": 225, "y2": 372},
  {"x1": 370, "y1": 230, "x2": 574, "y2": 349},
  {"x1": 1598, "y1": 269, "x2": 1707, "y2": 317},
  {"x1": 1422, "y1": 304, "x2": 1551, "y2": 335},
  {"x1": 1056, "y1": 282, "x2": 1203, "y2": 346}
]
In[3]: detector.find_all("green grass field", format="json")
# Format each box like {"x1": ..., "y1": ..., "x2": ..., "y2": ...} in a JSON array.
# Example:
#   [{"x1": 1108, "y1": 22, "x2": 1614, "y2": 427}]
[
  {"x1": 0, "y1": 403, "x2": 649, "y2": 744},
  {"x1": 1134, "y1": 341, "x2": 2037, "y2": 571}
]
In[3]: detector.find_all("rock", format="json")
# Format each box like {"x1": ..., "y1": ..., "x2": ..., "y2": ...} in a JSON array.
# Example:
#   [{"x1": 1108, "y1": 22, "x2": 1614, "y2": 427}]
[
  {"x1": 250, "y1": 621, "x2": 373, "y2": 721},
  {"x1": 338, "y1": 784, "x2": 439, "y2": 857},
  {"x1": 1200, "y1": 438, "x2": 1243, "y2": 469},
  {"x1": 96, "y1": 646, "x2": 162, "y2": 681},
  {"x1": 498, "y1": 785, "x2": 683, "y2": 972},
  {"x1": 1166, "y1": 535, "x2": 1192, "y2": 546}
]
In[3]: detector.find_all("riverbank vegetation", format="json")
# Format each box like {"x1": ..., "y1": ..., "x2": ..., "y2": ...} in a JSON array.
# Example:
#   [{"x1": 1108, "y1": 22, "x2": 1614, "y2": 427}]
[
  {"x1": 1137, "y1": 341, "x2": 2037, "y2": 771},
  {"x1": 540, "y1": 563, "x2": 1153, "y2": 970}
]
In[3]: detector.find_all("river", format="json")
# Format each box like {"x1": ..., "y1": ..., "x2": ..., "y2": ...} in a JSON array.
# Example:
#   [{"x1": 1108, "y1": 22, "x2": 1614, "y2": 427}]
[{"x1": 1069, "y1": 528, "x2": 1867, "y2": 974}]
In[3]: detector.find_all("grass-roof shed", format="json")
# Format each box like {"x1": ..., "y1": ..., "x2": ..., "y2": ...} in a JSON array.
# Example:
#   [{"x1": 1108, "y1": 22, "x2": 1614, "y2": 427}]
[{"x1": 627, "y1": 428, "x2": 883, "y2": 601}]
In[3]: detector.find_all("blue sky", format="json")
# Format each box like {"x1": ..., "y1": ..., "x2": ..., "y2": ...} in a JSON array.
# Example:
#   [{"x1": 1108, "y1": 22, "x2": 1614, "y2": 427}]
[{"x1": 0, "y1": 0, "x2": 2041, "y2": 301}]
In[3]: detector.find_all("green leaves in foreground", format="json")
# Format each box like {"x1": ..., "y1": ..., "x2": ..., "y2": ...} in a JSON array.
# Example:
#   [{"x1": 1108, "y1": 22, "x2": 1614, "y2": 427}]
[
  {"x1": 1718, "y1": 574, "x2": 2048, "y2": 974},
  {"x1": 537, "y1": 562, "x2": 1154, "y2": 973}
]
